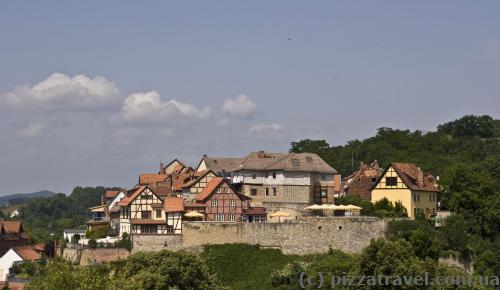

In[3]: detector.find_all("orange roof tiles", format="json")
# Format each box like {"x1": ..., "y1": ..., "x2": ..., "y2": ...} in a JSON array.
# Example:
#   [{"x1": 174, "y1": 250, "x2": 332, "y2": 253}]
[
  {"x1": 105, "y1": 190, "x2": 120, "y2": 199},
  {"x1": 1, "y1": 221, "x2": 23, "y2": 234},
  {"x1": 195, "y1": 177, "x2": 225, "y2": 201},
  {"x1": 139, "y1": 174, "x2": 167, "y2": 185},
  {"x1": 117, "y1": 186, "x2": 147, "y2": 207},
  {"x1": 13, "y1": 246, "x2": 41, "y2": 261},
  {"x1": 164, "y1": 197, "x2": 185, "y2": 212}
]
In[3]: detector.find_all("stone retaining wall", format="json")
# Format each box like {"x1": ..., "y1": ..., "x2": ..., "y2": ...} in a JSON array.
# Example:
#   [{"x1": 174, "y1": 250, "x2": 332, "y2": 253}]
[{"x1": 132, "y1": 217, "x2": 388, "y2": 255}]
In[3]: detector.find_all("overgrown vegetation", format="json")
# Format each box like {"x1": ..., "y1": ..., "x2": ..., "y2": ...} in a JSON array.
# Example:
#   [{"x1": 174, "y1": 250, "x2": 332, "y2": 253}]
[
  {"x1": 290, "y1": 114, "x2": 500, "y2": 278},
  {"x1": 17, "y1": 186, "x2": 116, "y2": 242}
]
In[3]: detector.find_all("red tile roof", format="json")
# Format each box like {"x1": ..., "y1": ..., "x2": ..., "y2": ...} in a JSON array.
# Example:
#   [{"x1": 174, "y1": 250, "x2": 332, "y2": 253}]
[
  {"x1": 195, "y1": 177, "x2": 225, "y2": 201},
  {"x1": 164, "y1": 197, "x2": 185, "y2": 212},
  {"x1": 105, "y1": 190, "x2": 120, "y2": 199},
  {"x1": 139, "y1": 174, "x2": 167, "y2": 185},
  {"x1": 117, "y1": 186, "x2": 147, "y2": 207},
  {"x1": 13, "y1": 246, "x2": 41, "y2": 261}
]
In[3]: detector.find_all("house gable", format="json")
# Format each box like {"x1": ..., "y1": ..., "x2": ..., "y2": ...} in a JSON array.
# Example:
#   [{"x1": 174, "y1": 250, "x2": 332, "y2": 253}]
[{"x1": 372, "y1": 166, "x2": 408, "y2": 190}]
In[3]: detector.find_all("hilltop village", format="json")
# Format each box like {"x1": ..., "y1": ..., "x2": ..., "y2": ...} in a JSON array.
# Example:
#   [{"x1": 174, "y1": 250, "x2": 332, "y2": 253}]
[
  {"x1": 81, "y1": 151, "x2": 440, "y2": 242},
  {"x1": 0, "y1": 151, "x2": 444, "y2": 286}
]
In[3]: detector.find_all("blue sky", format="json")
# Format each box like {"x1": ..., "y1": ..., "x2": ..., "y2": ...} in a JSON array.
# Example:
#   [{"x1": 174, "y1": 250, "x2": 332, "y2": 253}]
[{"x1": 1, "y1": 1, "x2": 499, "y2": 194}]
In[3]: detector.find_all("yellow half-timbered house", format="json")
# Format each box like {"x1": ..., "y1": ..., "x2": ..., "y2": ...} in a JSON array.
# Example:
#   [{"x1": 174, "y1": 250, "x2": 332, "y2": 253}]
[{"x1": 371, "y1": 163, "x2": 439, "y2": 219}]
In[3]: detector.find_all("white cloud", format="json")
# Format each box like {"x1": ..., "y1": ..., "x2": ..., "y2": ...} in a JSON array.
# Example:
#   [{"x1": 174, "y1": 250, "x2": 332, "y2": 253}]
[
  {"x1": 1, "y1": 73, "x2": 119, "y2": 109},
  {"x1": 117, "y1": 91, "x2": 211, "y2": 123},
  {"x1": 248, "y1": 123, "x2": 284, "y2": 134},
  {"x1": 16, "y1": 123, "x2": 45, "y2": 138},
  {"x1": 223, "y1": 94, "x2": 257, "y2": 117}
]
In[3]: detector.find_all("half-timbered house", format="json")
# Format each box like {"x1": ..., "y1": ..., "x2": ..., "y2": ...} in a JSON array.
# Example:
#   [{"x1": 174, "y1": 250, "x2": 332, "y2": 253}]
[
  {"x1": 117, "y1": 186, "x2": 171, "y2": 235},
  {"x1": 182, "y1": 169, "x2": 217, "y2": 202},
  {"x1": 194, "y1": 177, "x2": 267, "y2": 222}
]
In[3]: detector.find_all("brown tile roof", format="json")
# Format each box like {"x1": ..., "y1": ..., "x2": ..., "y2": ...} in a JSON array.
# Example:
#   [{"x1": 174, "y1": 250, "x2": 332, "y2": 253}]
[
  {"x1": 130, "y1": 219, "x2": 168, "y2": 225},
  {"x1": 105, "y1": 190, "x2": 120, "y2": 199},
  {"x1": 198, "y1": 156, "x2": 244, "y2": 173},
  {"x1": 13, "y1": 246, "x2": 42, "y2": 261},
  {"x1": 139, "y1": 174, "x2": 167, "y2": 185},
  {"x1": 164, "y1": 197, "x2": 185, "y2": 212},
  {"x1": 242, "y1": 207, "x2": 267, "y2": 215},
  {"x1": 1, "y1": 221, "x2": 23, "y2": 234},
  {"x1": 150, "y1": 186, "x2": 173, "y2": 197},
  {"x1": 117, "y1": 186, "x2": 147, "y2": 207},
  {"x1": 390, "y1": 162, "x2": 439, "y2": 192},
  {"x1": 233, "y1": 152, "x2": 337, "y2": 173}
]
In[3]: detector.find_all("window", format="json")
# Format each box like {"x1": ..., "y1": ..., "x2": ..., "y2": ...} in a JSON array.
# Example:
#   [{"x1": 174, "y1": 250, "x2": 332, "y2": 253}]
[
  {"x1": 386, "y1": 177, "x2": 397, "y2": 186},
  {"x1": 413, "y1": 193, "x2": 417, "y2": 202},
  {"x1": 273, "y1": 188, "x2": 277, "y2": 196},
  {"x1": 417, "y1": 193, "x2": 420, "y2": 202},
  {"x1": 229, "y1": 214, "x2": 236, "y2": 221},
  {"x1": 229, "y1": 200, "x2": 236, "y2": 207},
  {"x1": 141, "y1": 211, "x2": 151, "y2": 219},
  {"x1": 141, "y1": 225, "x2": 157, "y2": 233},
  {"x1": 321, "y1": 174, "x2": 325, "y2": 180},
  {"x1": 272, "y1": 172, "x2": 277, "y2": 179},
  {"x1": 265, "y1": 188, "x2": 269, "y2": 197},
  {"x1": 215, "y1": 214, "x2": 224, "y2": 221},
  {"x1": 321, "y1": 190, "x2": 326, "y2": 198},
  {"x1": 372, "y1": 177, "x2": 377, "y2": 183},
  {"x1": 211, "y1": 200, "x2": 218, "y2": 206},
  {"x1": 141, "y1": 194, "x2": 153, "y2": 200},
  {"x1": 292, "y1": 159, "x2": 300, "y2": 166},
  {"x1": 252, "y1": 173, "x2": 256, "y2": 179},
  {"x1": 251, "y1": 189, "x2": 257, "y2": 196},
  {"x1": 156, "y1": 210, "x2": 162, "y2": 218},
  {"x1": 429, "y1": 194, "x2": 432, "y2": 202}
]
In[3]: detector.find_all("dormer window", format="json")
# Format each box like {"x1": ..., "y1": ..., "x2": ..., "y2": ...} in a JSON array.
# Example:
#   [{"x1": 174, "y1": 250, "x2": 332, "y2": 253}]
[
  {"x1": 292, "y1": 159, "x2": 300, "y2": 166},
  {"x1": 272, "y1": 172, "x2": 277, "y2": 179}
]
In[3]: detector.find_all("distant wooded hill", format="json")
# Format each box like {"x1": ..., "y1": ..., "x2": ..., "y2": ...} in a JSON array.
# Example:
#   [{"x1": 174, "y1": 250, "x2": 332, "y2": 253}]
[{"x1": 0, "y1": 190, "x2": 55, "y2": 206}]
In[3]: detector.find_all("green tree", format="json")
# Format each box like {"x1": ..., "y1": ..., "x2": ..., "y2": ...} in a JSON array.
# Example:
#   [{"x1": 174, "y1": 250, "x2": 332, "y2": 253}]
[{"x1": 110, "y1": 250, "x2": 226, "y2": 290}]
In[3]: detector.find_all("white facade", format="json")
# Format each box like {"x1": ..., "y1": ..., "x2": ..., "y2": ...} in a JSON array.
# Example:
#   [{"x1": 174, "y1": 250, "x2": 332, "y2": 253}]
[
  {"x1": 0, "y1": 249, "x2": 23, "y2": 281},
  {"x1": 63, "y1": 230, "x2": 86, "y2": 243},
  {"x1": 232, "y1": 171, "x2": 319, "y2": 186},
  {"x1": 108, "y1": 191, "x2": 125, "y2": 210}
]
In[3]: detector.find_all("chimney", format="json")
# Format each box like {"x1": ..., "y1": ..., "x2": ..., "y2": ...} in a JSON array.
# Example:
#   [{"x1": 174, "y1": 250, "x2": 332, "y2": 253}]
[
  {"x1": 203, "y1": 154, "x2": 207, "y2": 158},
  {"x1": 258, "y1": 151, "x2": 265, "y2": 158},
  {"x1": 333, "y1": 174, "x2": 341, "y2": 193},
  {"x1": 159, "y1": 161, "x2": 166, "y2": 174},
  {"x1": 101, "y1": 194, "x2": 105, "y2": 205},
  {"x1": 417, "y1": 168, "x2": 424, "y2": 185}
]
